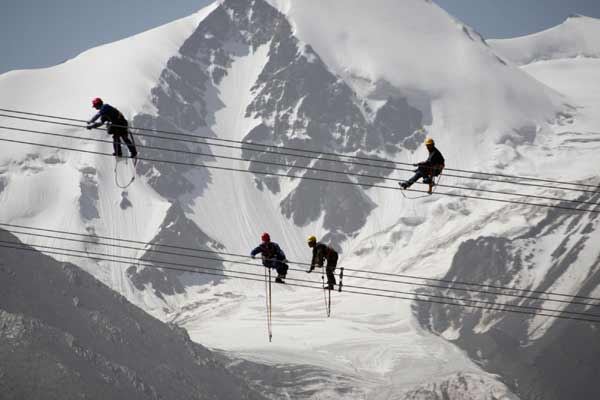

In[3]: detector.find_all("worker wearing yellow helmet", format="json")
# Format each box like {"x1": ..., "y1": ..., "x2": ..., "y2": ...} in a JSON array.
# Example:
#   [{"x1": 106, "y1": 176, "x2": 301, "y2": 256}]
[
  {"x1": 306, "y1": 235, "x2": 338, "y2": 290},
  {"x1": 399, "y1": 136, "x2": 445, "y2": 190}
]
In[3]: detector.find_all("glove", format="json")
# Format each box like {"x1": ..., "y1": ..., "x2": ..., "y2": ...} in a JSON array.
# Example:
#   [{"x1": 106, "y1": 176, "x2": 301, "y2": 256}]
[
  {"x1": 86, "y1": 125, "x2": 93, "y2": 130},
  {"x1": 306, "y1": 267, "x2": 314, "y2": 273}
]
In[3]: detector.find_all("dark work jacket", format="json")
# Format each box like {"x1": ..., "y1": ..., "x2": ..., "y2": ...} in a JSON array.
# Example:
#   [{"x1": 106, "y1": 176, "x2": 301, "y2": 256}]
[
  {"x1": 251, "y1": 242, "x2": 286, "y2": 267},
  {"x1": 424, "y1": 147, "x2": 445, "y2": 166},
  {"x1": 311, "y1": 242, "x2": 337, "y2": 268},
  {"x1": 88, "y1": 104, "x2": 127, "y2": 128}
]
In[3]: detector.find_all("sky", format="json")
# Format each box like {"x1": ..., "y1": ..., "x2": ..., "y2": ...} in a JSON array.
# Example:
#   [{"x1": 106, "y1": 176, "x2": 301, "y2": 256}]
[
  {"x1": 435, "y1": 0, "x2": 600, "y2": 38},
  {"x1": 1, "y1": 0, "x2": 600, "y2": 75}
]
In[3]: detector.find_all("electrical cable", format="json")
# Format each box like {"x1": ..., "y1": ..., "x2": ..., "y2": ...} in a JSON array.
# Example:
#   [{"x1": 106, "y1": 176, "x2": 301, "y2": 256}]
[
  {"x1": 0, "y1": 131, "x2": 598, "y2": 215},
  {"x1": 4, "y1": 221, "x2": 600, "y2": 303},
  {"x1": 1, "y1": 111, "x2": 598, "y2": 195},
  {"x1": 1, "y1": 240, "x2": 599, "y2": 324},
  {"x1": 6, "y1": 226, "x2": 598, "y2": 308}
]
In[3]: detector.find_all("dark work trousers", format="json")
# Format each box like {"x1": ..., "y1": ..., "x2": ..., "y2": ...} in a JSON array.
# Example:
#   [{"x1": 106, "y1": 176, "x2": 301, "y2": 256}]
[
  {"x1": 325, "y1": 252, "x2": 338, "y2": 287},
  {"x1": 109, "y1": 122, "x2": 137, "y2": 157},
  {"x1": 407, "y1": 167, "x2": 431, "y2": 185},
  {"x1": 264, "y1": 259, "x2": 288, "y2": 277},
  {"x1": 405, "y1": 165, "x2": 436, "y2": 187}
]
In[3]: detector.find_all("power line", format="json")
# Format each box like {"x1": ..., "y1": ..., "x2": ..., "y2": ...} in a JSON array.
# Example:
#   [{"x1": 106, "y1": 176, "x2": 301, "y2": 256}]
[
  {"x1": 2, "y1": 222, "x2": 599, "y2": 304},
  {"x1": 5, "y1": 226, "x2": 599, "y2": 308},
  {"x1": 0, "y1": 130, "x2": 598, "y2": 215},
  {"x1": 2, "y1": 230, "x2": 599, "y2": 320},
  {"x1": 340, "y1": 282, "x2": 600, "y2": 319},
  {"x1": 342, "y1": 266, "x2": 600, "y2": 302},
  {"x1": 22, "y1": 231, "x2": 600, "y2": 322},
  {"x1": 0, "y1": 112, "x2": 597, "y2": 324},
  {"x1": 342, "y1": 272, "x2": 599, "y2": 308},
  {"x1": 2, "y1": 123, "x2": 599, "y2": 208},
  {"x1": 0, "y1": 107, "x2": 598, "y2": 191},
  {"x1": 0, "y1": 109, "x2": 599, "y2": 194},
  {"x1": 0, "y1": 130, "x2": 598, "y2": 312},
  {"x1": 340, "y1": 288, "x2": 600, "y2": 324},
  {"x1": 1, "y1": 239, "x2": 599, "y2": 324}
]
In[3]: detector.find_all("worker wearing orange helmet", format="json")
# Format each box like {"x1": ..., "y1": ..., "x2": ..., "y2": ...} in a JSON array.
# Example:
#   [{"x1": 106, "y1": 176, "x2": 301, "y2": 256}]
[
  {"x1": 399, "y1": 137, "x2": 445, "y2": 190},
  {"x1": 306, "y1": 235, "x2": 338, "y2": 290}
]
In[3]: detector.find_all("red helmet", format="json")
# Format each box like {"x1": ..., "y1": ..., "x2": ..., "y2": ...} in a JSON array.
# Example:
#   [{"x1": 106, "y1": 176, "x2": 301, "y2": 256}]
[
  {"x1": 261, "y1": 232, "x2": 270, "y2": 242},
  {"x1": 92, "y1": 97, "x2": 103, "y2": 108}
]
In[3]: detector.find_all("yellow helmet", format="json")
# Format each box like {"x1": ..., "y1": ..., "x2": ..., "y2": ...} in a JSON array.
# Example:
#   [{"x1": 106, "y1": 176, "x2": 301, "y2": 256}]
[
  {"x1": 307, "y1": 235, "x2": 317, "y2": 244},
  {"x1": 425, "y1": 137, "x2": 434, "y2": 145}
]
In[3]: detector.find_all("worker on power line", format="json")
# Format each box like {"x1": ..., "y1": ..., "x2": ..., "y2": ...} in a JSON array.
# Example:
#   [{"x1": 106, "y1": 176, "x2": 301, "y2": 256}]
[
  {"x1": 251, "y1": 233, "x2": 289, "y2": 284},
  {"x1": 306, "y1": 235, "x2": 338, "y2": 290},
  {"x1": 87, "y1": 98, "x2": 138, "y2": 159},
  {"x1": 399, "y1": 137, "x2": 445, "y2": 190}
]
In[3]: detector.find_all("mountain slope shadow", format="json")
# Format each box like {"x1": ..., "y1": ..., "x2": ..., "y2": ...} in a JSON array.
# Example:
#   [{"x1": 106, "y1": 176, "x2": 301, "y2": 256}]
[
  {"x1": 0, "y1": 228, "x2": 267, "y2": 400},
  {"x1": 415, "y1": 187, "x2": 600, "y2": 400}
]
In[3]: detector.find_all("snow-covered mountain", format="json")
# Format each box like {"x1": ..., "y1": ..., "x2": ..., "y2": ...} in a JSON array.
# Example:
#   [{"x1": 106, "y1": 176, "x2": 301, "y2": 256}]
[
  {"x1": 416, "y1": 14, "x2": 600, "y2": 400},
  {"x1": 417, "y1": 190, "x2": 600, "y2": 399},
  {"x1": 0, "y1": 0, "x2": 598, "y2": 398},
  {"x1": 0, "y1": 228, "x2": 269, "y2": 400},
  {"x1": 490, "y1": 14, "x2": 600, "y2": 65}
]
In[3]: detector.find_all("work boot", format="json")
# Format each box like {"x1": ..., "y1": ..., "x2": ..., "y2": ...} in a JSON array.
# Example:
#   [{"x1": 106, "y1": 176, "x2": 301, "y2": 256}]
[
  {"x1": 275, "y1": 277, "x2": 285, "y2": 284},
  {"x1": 399, "y1": 181, "x2": 409, "y2": 189}
]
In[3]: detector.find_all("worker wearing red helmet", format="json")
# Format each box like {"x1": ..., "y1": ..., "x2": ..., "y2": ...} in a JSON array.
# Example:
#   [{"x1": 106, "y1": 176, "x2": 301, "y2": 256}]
[
  {"x1": 87, "y1": 98, "x2": 138, "y2": 158},
  {"x1": 250, "y1": 233, "x2": 289, "y2": 284}
]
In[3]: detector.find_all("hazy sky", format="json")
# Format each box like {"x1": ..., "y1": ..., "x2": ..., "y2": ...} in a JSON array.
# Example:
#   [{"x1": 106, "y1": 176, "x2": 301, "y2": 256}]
[
  {"x1": 435, "y1": 0, "x2": 600, "y2": 38},
  {"x1": 1, "y1": 0, "x2": 599, "y2": 74}
]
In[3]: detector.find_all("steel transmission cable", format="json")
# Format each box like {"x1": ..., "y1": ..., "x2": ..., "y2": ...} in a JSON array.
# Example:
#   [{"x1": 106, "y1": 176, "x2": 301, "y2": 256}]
[
  {"x1": 0, "y1": 107, "x2": 598, "y2": 191},
  {"x1": 8, "y1": 112, "x2": 599, "y2": 195},
  {"x1": 1, "y1": 123, "x2": 599, "y2": 207},
  {"x1": 0, "y1": 125, "x2": 599, "y2": 213},
  {"x1": 2, "y1": 123, "x2": 599, "y2": 206},
  {"x1": 1, "y1": 234, "x2": 599, "y2": 320},
  {"x1": 5, "y1": 226, "x2": 599, "y2": 308},
  {"x1": 0, "y1": 240, "x2": 599, "y2": 324},
  {"x1": 3, "y1": 112, "x2": 599, "y2": 196},
  {"x1": 1, "y1": 134, "x2": 599, "y2": 215},
  {"x1": 5, "y1": 222, "x2": 600, "y2": 303}
]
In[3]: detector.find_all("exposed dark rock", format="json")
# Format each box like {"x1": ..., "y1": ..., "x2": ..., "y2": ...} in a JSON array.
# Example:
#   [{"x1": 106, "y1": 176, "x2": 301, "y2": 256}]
[
  {"x1": 399, "y1": 372, "x2": 518, "y2": 400},
  {"x1": 79, "y1": 167, "x2": 99, "y2": 221},
  {"x1": 132, "y1": 0, "x2": 425, "y2": 246},
  {"x1": 0, "y1": 228, "x2": 267, "y2": 400},
  {"x1": 416, "y1": 187, "x2": 600, "y2": 400},
  {"x1": 119, "y1": 191, "x2": 132, "y2": 210},
  {"x1": 0, "y1": 175, "x2": 7, "y2": 194},
  {"x1": 127, "y1": 203, "x2": 225, "y2": 298}
]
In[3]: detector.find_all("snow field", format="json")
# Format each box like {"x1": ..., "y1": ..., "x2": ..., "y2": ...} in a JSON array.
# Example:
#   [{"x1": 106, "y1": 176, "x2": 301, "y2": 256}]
[{"x1": 0, "y1": 1, "x2": 599, "y2": 397}]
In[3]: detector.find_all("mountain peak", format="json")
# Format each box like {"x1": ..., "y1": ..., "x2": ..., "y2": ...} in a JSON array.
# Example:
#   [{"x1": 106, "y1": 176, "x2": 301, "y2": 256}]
[
  {"x1": 563, "y1": 13, "x2": 600, "y2": 25},
  {"x1": 489, "y1": 13, "x2": 600, "y2": 65}
]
